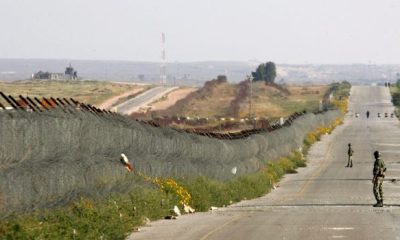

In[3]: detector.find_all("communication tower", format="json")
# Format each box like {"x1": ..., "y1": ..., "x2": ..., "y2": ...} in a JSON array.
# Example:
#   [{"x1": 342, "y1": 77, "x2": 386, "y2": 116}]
[{"x1": 160, "y1": 33, "x2": 167, "y2": 84}]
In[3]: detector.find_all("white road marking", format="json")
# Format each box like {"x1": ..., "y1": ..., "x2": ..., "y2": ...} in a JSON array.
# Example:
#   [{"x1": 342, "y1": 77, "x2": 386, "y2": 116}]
[
  {"x1": 379, "y1": 150, "x2": 400, "y2": 153},
  {"x1": 373, "y1": 143, "x2": 400, "y2": 146},
  {"x1": 331, "y1": 236, "x2": 346, "y2": 239},
  {"x1": 325, "y1": 227, "x2": 354, "y2": 231}
]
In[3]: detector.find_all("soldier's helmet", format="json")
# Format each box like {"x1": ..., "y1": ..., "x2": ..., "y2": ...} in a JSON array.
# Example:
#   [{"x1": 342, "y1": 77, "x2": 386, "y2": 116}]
[{"x1": 374, "y1": 151, "x2": 380, "y2": 158}]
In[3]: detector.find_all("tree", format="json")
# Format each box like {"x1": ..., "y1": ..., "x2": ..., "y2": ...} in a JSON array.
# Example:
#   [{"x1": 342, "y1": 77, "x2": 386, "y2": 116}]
[
  {"x1": 252, "y1": 63, "x2": 265, "y2": 82},
  {"x1": 392, "y1": 92, "x2": 400, "y2": 106},
  {"x1": 251, "y1": 61, "x2": 276, "y2": 84},
  {"x1": 264, "y1": 62, "x2": 277, "y2": 84}
]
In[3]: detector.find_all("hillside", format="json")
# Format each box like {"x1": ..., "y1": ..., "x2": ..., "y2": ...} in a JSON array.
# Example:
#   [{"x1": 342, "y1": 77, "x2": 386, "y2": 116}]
[
  {"x1": 151, "y1": 79, "x2": 328, "y2": 119},
  {"x1": 159, "y1": 77, "x2": 237, "y2": 117},
  {"x1": 247, "y1": 83, "x2": 328, "y2": 118}
]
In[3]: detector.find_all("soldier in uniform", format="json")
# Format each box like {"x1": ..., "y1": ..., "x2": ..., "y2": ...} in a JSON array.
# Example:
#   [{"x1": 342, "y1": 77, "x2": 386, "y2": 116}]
[
  {"x1": 372, "y1": 150, "x2": 386, "y2": 207},
  {"x1": 346, "y1": 143, "x2": 354, "y2": 167}
]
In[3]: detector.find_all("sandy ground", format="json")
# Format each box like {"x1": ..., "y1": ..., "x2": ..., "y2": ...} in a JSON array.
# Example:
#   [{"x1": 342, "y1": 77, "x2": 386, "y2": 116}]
[
  {"x1": 149, "y1": 88, "x2": 197, "y2": 111},
  {"x1": 96, "y1": 88, "x2": 144, "y2": 110}
]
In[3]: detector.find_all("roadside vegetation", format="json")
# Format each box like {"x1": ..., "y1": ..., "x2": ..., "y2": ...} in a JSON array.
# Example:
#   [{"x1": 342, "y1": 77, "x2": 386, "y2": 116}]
[
  {"x1": 328, "y1": 81, "x2": 351, "y2": 99},
  {"x1": 0, "y1": 80, "x2": 144, "y2": 107},
  {"x1": 326, "y1": 81, "x2": 351, "y2": 114},
  {"x1": 390, "y1": 79, "x2": 400, "y2": 117}
]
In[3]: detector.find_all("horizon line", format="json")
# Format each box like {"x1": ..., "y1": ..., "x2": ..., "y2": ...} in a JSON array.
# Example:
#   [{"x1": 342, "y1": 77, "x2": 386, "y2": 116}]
[{"x1": 1, "y1": 58, "x2": 400, "y2": 66}]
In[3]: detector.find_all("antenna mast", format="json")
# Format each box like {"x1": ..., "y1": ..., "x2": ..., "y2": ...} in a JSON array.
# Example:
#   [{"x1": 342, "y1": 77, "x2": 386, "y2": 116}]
[{"x1": 160, "y1": 33, "x2": 167, "y2": 85}]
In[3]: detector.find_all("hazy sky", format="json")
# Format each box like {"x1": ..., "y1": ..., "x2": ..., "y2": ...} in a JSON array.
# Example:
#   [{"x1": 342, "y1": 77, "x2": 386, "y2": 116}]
[{"x1": 1, "y1": 0, "x2": 400, "y2": 64}]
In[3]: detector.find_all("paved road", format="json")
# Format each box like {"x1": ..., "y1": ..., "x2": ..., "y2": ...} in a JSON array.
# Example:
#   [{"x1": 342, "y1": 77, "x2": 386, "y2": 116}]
[
  {"x1": 129, "y1": 86, "x2": 400, "y2": 240},
  {"x1": 114, "y1": 86, "x2": 177, "y2": 115}
]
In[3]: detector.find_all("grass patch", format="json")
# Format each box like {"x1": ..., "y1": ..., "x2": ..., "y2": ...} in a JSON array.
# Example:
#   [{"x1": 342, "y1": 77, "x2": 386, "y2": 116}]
[
  {"x1": 177, "y1": 150, "x2": 306, "y2": 212},
  {"x1": 0, "y1": 80, "x2": 143, "y2": 106},
  {"x1": 269, "y1": 98, "x2": 320, "y2": 115},
  {"x1": 238, "y1": 82, "x2": 328, "y2": 118},
  {"x1": 0, "y1": 186, "x2": 175, "y2": 240}
]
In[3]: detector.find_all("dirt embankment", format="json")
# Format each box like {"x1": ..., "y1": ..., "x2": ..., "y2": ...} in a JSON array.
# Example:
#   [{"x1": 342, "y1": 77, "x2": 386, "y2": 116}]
[
  {"x1": 229, "y1": 80, "x2": 250, "y2": 117},
  {"x1": 153, "y1": 77, "x2": 233, "y2": 117}
]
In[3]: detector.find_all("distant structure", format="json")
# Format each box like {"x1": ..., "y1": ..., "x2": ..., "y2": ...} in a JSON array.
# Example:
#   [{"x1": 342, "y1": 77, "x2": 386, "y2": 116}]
[
  {"x1": 32, "y1": 64, "x2": 78, "y2": 80},
  {"x1": 64, "y1": 64, "x2": 78, "y2": 79},
  {"x1": 160, "y1": 32, "x2": 167, "y2": 85}
]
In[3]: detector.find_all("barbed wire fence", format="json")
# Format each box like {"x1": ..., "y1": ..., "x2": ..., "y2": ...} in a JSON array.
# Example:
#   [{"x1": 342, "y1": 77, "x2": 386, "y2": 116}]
[{"x1": 0, "y1": 92, "x2": 340, "y2": 214}]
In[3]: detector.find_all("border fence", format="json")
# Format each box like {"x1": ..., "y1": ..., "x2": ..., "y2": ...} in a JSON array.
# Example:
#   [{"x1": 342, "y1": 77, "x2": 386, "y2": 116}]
[
  {"x1": 0, "y1": 92, "x2": 309, "y2": 140},
  {"x1": 0, "y1": 92, "x2": 340, "y2": 214}
]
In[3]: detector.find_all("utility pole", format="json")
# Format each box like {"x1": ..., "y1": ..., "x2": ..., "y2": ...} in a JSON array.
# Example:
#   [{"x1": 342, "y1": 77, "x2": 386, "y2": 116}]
[{"x1": 160, "y1": 33, "x2": 167, "y2": 85}]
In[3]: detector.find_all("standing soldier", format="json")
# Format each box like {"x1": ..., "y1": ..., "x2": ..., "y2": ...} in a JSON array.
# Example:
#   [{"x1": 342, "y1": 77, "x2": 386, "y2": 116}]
[
  {"x1": 346, "y1": 143, "x2": 354, "y2": 167},
  {"x1": 372, "y1": 150, "x2": 386, "y2": 207}
]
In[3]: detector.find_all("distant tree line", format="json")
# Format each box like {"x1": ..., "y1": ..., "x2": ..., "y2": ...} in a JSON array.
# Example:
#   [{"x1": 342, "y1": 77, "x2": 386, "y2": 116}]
[
  {"x1": 252, "y1": 61, "x2": 277, "y2": 84},
  {"x1": 392, "y1": 79, "x2": 400, "y2": 106}
]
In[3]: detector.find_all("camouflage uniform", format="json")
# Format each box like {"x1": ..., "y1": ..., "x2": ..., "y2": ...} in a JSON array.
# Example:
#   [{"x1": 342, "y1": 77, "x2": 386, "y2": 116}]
[
  {"x1": 373, "y1": 151, "x2": 386, "y2": 207},
  {"x1": 346, "y1": 144, "x2": 353, "y2": 167}
]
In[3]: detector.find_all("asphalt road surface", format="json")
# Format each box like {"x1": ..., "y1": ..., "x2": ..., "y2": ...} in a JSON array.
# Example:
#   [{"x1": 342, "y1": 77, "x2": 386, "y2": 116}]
[
  {"x1": 129, "y1": 86, "x2": 400, "y2": 240},
  {"x1": 114, "y1": 86, "x2": 177, "y2": 115}
]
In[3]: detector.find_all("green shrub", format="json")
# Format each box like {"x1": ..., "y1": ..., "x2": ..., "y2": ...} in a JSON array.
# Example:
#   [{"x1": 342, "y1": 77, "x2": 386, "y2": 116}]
[
  {"x1": 0, "y1": 186, "x2": 174, "y2": 240},
  {"x1": 392, "y1": 92, "x2": 400, "y2": 106},
  {"x1": 178, "y1": 177, "x2": 230, "y2": 211}
]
